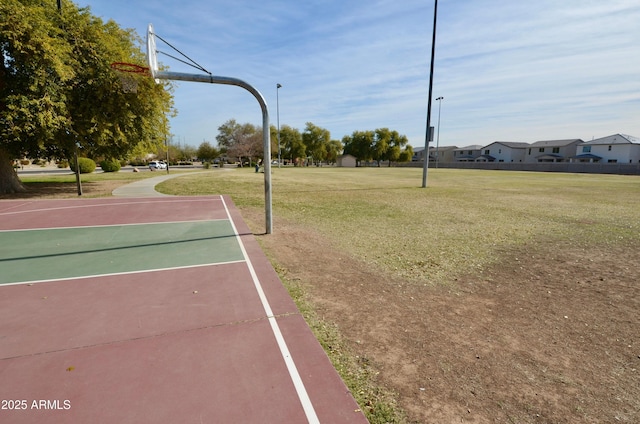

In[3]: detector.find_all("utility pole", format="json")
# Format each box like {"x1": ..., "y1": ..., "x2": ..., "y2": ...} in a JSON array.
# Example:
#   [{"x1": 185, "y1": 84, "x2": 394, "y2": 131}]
[{"x1": 421, "y1": 0, "x2": 439, "y2": 188}]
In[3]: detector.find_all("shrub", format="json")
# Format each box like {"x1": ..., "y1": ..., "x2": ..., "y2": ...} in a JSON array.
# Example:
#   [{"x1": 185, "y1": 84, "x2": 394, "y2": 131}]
[
  {"x1": 57, "y1": 160, "x2": 69, "y2": 168},
  {"x1": 99, "y1": 159, "x2": 121, "y2": 172},
  {"x1": 69, "y1": 157, "x2": 96, "y2": 174},
  {"x1": 20, "y1": 159, "x2": 30, "y2": 166}
]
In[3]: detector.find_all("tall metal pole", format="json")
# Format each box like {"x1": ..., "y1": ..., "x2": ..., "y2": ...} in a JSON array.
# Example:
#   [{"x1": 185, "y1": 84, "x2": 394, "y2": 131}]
[
  {"x1": 154, "y1": 71, "x2": 273, "y2": 234},
  {"x1": 277, "y1": 83, "x2": 282, "y2": 168},
  {"x1": 436, "y1": 96, "x2": 443, "y2": 168},
  {"x1": 421, "y1": 0, "x2": 439, "y2": 188}
]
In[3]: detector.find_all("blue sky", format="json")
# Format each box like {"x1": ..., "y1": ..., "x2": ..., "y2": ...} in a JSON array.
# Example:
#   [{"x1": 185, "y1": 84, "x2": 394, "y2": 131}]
[{"x1": 88, "y1": 0, "x2": 640, "y2": 148}]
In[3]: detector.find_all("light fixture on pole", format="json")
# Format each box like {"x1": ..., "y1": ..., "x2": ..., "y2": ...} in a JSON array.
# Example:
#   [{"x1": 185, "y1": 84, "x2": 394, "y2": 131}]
[
  {"x1": 276, "y1": 83, "x2": 282, "y2": 168},
  {"x1": 435, "y1": 96, "x2": 443, "y2": 168},
  {"x1": 421, "y1": 0, "x2": 439, "y2": 188}
]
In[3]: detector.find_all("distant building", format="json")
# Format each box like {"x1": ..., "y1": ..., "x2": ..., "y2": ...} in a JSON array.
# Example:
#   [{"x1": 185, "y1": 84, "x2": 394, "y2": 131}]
[
  {"x1": 336, "y1": 154, "x2": 357, "y2": 167},
  {"x1": 572, "y1": 134, "x2": 640, "y2": 163},
  {"x1": 524, "y1": 139, "x2": 583, "y2": 163},
  {"x1": 477, "y1": 142, "x2": 529, "y2": 162},
  {"x1": 430, "y1": 145, "x2": 458, "y2": 163},
  {"x1": 453, "y1": 145, "x2": 483, "y2": 162}
]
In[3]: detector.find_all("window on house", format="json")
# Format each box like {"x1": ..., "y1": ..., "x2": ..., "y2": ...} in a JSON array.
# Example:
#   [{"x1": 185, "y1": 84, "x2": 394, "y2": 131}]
[
  {"x1": 528, "y1": 148, "x2": 531, "y2": 155},
  {"x1": 552, "y1": 147, "x2": 560, "y2": 153},
  {"x1": 608, "y1": 159, "x2": 617, "y2": 163},
  {"x1": 498, "y1": 149, "x2": 502, "y2": 154},
  {"x1": 539, "y1": 148, "x2": 545, "y2": 153},
  {"x1": 484, "y1": 149, "x2": 490, "y2": 154},
  {"x1": 608, "y1": 145, "x2": 612, "y2": 151},
  {"x1": 583, "y1": 146, "x2": 591, "y2": 153}
]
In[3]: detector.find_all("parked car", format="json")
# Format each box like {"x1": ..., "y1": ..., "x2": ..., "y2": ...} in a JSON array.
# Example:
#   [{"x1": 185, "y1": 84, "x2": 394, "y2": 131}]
[{"x1": 149, "y1": 161, "x2": 167, "y2": 170}]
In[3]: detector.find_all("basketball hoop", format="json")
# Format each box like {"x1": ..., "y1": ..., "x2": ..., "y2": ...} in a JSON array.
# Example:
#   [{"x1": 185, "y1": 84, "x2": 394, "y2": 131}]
[{"x1": 110, "y1": 62, "x2": 149, "y2": 93}]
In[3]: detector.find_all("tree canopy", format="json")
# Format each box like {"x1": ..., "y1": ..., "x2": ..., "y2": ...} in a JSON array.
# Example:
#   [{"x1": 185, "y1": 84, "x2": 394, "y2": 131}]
[
  {"x1": 214, "y1": 118, "x2": 412, "y2": 167},
  {"x1": 0, "y1": 0, "x2": 174, "y2": 192},
  {"x1": 343, "y1": 128, "x2": 412, "y2": 166}
]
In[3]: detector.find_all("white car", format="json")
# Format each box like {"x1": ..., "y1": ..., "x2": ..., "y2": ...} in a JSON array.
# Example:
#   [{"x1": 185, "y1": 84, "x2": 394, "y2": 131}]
[{"x1": 148, "y1": 161, "x2": 167, "y2": 170}]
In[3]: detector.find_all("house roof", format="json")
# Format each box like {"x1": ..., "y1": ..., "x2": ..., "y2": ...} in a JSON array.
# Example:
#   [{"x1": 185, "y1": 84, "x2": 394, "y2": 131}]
[
  {"x1": 581, "y1": 134, "x2": 639, "y2": 145},
  {"x1": 571, "y1": 153, "x2": 602, "y2": 159},
  {"x1": 535, "y1": 153, "x2": 564, "y2": 159},
  {"x1": 454, "y1": 145, "x2": 483, "y2": 151},
  {"x1": 476, "y1": 154, "x2": 496, "y2": 161},
  {"x1": 530, "y1": 139, "x2": 582, "y2": 147},
  {"x1": 485, "y1": 141, "x2": 530, "y2": 149}
]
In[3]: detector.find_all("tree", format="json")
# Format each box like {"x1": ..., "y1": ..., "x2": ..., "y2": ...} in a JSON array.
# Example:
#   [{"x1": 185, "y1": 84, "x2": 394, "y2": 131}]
[
  {"x1": 302, "y1": 122, "x2": 330, "y2": 165},
  {"x1": 275, "y1": 125, "x2": 304, "y2": 165},
  {"x1": 197, "y1": 141, "x2": 219, "y2": 163},
  {"x1": 325, "y1": 139, "x2": 343, "y2": 165},
  {"x1": 0, "y1": 0, "x2": 174, "y2": 193},
  {"x1": 216, "y1": 119, "x2": 262, "y2": 166},
  {"x1": 343, "y1": 130, "x2": 374, "y2": 166},
  {"x1": 373, "y1": 128, "x2": 392, "y2": 167},
  {"x1": 398, "y1": 145, "x2": 414, "y2": 163},
  {"x1": 215, "y1": 119, "x2": 241, "y2": 150},
  {"x1": 382, "y1": 129, "x2": 409, "y2": 166}
]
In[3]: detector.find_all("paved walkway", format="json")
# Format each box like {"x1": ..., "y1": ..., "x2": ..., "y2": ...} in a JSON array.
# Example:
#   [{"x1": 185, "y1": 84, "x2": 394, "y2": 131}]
[{"x1": 111, "y1": 172, "x2": 183, "y2": 197}]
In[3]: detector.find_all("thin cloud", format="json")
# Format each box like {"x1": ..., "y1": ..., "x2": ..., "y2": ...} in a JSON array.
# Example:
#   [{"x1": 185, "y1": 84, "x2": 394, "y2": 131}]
[{"x1": 88, "y1": 0, "x2": 639, "y2": 147}]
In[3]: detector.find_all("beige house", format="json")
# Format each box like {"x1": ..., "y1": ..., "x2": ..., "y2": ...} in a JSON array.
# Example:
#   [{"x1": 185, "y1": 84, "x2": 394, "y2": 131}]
[{"x1": 337, "y1": 154, "x2": 357, "y2": 167}]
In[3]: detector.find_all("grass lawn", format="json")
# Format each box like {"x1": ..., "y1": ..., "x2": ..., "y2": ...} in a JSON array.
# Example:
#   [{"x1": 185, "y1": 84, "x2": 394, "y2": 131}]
[
  {"x1": 157, "y1": 167, "x2": 640, "y2": 423},
  {"x1": 158, "y1": 167, "x2": 640, "y2": 285}
]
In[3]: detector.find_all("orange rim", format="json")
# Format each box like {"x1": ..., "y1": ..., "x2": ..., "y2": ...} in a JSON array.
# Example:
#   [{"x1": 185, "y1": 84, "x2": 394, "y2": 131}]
[{"x1": 110, "y1": 62, "x2": 150, "y2": 74}]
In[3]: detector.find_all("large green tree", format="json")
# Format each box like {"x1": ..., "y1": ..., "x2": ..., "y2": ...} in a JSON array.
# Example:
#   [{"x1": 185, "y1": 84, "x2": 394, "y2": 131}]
[
  {"x1": 302, "y1": 122, "x2": 330, "y2": 165},
  {"x1": 197, "y1": 141, "x2": 219, "y2": 163},
  {"x1": 343, "y1": 130, "x2": 374, "y2": 166},
  {"x1": 0, "y1": 0, "x2": 173, "y2": 193},
  {"x1": 275, "y1": 124, "x2": 304, "y2": 165},
  {"x1": 216, "y1": 119, "x2": 262, "y2": 166}
]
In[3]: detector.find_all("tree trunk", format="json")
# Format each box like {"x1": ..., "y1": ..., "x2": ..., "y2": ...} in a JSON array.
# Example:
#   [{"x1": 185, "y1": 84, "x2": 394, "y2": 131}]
[{"x1": 0, "y1": 148, "x2": 26, "y2": 194}]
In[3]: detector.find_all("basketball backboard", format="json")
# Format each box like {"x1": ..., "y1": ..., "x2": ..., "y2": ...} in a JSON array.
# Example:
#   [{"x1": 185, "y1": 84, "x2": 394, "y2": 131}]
[{"x1": 146, "y1": 23, "x2": 159, "y2": 83}]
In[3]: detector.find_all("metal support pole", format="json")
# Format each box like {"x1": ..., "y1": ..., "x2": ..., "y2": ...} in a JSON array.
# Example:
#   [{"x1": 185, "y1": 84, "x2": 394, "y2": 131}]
[
  {"x1": 154, "y1": 71, "x2": 273, "y2": 234},
  {"x1": 277, "y1": 83, "x2": 281, "y2": 168},
  {"x1": 421, "y1": 0, "x2": 438, "y2": 188},
  {"x1": 436, "y1": 96, "x2": 443, "y2": 168}
]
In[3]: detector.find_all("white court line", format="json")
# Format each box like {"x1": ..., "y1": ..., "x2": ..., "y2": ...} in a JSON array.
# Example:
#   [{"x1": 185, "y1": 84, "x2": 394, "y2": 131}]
[
  {"x1": 220, "y1": 196, "x2": 320, "y2": 424},
  {"x1": 0, "y1": 218, "x2": 228, "y2": 233},
  {"x1": 0, "y1": 197, "x2": 222, "y2": 217},
  {"x1": 0, "y1": 260, "x2": 245, "y2": 287}
]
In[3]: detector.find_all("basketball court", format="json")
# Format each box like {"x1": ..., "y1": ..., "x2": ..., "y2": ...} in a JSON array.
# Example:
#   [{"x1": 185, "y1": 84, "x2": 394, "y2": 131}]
[{"x1": 0, "y1": 196, "x2": 367, "y2": 423}]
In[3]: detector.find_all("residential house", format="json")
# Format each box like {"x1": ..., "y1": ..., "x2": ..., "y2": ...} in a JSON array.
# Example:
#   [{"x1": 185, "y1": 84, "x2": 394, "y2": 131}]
[
  {"x1": 412, "y1": 147, "x2": 434, "y2": 162},
  {"x1": 572, "y1": 134, "x2": 640, "y2": 164},
  {"x1": 453, "y1": 145, "x2": 483, "y2": 162},
  {"x1": 476, "y1": 142, "x2": 528, "y2": 162},
  {"x1": 430, "y1": 145, "x2": 458, "y2": 163},
  {"x1": 524, "y1": 139, "x2": 583, "y2": 163},
  {"x1": 336, "y1": 154, "x2": 357, "y2": 167}
]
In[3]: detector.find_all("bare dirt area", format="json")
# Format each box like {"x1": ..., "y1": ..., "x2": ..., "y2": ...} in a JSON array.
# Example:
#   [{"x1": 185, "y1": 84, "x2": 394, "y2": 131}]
[{"x1": 254, "y1": 214, "x2": 639, "y2": 424}]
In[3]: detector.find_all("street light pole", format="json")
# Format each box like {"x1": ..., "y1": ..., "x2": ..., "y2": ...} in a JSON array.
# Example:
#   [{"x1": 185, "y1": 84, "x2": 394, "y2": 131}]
[
  {"x1": 421, "y1": 0, "x2": 439, "y2": 188},
  {"x1": 276, "y1": 83, "x2": 282, "y2": 168},
  {"x1": 435, "y1": 96, "x2": 443, "y2": 168}
]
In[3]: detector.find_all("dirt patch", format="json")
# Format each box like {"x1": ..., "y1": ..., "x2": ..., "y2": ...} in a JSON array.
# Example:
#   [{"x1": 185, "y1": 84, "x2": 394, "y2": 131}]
[{"x1": 253, "y1": 213, "x2": 639, "y2": 424}]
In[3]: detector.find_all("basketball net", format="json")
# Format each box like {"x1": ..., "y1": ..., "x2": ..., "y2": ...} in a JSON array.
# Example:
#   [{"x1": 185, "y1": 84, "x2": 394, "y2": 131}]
[{"x1": 110, "y1": 62, "x2": 150, "y2": 94}]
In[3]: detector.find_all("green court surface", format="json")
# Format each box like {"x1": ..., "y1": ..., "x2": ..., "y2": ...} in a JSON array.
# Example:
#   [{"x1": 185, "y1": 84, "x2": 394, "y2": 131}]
[{"x1": 1, "y1": 219, "x2": 244, "y2": 285}]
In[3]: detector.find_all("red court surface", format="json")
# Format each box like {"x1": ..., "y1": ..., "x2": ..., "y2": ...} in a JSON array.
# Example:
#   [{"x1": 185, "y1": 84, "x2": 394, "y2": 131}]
[{"x1": 0, "y1": 196, "x2": 368, "y2": 423}]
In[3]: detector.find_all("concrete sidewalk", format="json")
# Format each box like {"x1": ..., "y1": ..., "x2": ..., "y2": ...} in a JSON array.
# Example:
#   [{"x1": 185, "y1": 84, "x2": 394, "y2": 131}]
[{"x1": 111, "y1": 173, "x2": 183, "y2": 197}]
